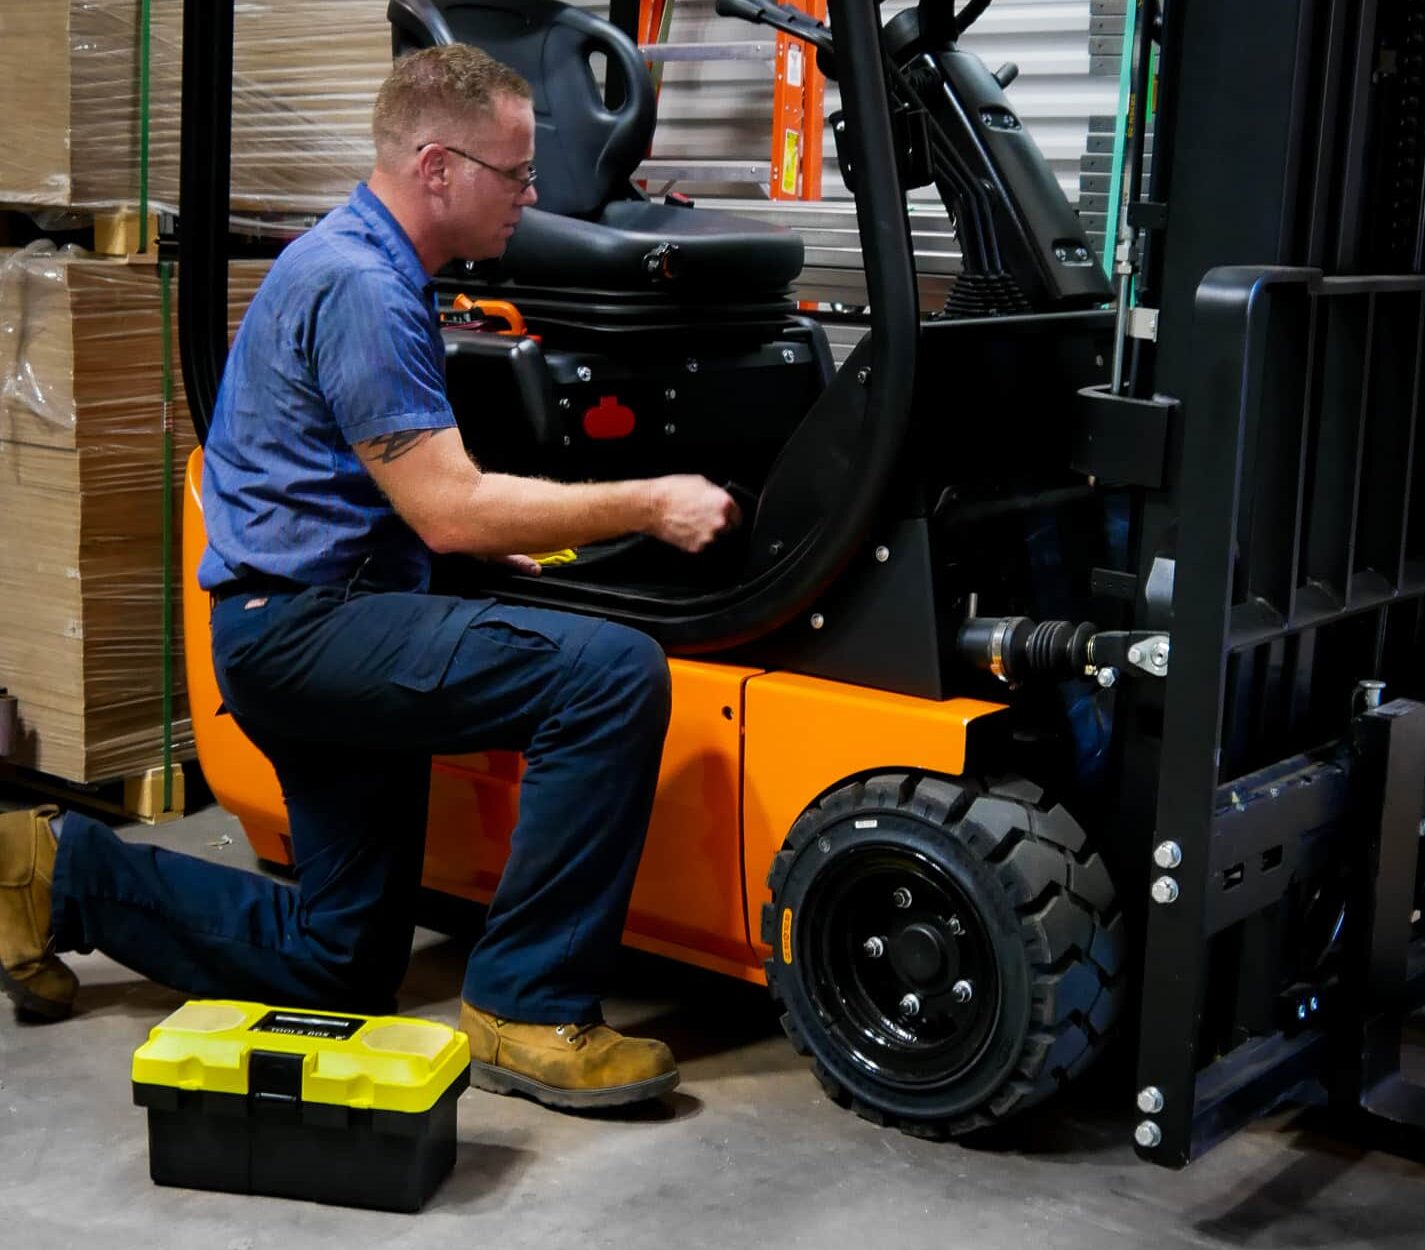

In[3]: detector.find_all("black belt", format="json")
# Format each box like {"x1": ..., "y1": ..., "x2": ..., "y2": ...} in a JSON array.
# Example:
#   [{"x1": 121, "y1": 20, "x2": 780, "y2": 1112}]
[{"x1": 210, "y1": 575, "x2": 312, "y2": 603}]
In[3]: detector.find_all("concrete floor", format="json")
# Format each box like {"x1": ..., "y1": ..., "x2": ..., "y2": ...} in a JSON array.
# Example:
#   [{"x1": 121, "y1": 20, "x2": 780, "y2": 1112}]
[{"x1": 3, "y1": 790, "x2": 1425, "y2": 1249}]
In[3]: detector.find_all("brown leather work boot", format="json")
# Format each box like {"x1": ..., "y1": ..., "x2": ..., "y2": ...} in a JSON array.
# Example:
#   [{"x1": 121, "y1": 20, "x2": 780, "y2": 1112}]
[
  {"x1": 459, "y1": 1002, "x2": 679, "y2": 1109},
  {"x1": 0, "y1": 806, "x2": 77, "y2": 1020}
]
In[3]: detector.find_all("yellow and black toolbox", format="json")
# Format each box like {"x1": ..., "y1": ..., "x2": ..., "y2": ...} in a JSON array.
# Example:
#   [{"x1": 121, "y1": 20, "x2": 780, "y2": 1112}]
[{"x1": 131, "y1": 1000, "x2": 471, "y2": 1212}]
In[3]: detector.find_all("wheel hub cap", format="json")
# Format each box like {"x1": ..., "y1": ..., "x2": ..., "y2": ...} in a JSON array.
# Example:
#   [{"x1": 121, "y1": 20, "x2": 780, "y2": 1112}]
[{"x1": 892, "y1": 921, "x2": 960, "y2": 990}]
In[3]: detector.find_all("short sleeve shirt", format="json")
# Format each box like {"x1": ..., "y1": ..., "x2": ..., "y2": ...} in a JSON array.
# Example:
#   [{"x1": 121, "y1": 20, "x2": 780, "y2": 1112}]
[{"x1": 197, "y1": 182, "x2": 456, "y2": 593}]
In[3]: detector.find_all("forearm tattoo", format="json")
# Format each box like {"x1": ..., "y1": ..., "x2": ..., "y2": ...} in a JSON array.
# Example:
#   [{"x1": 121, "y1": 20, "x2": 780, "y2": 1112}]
[{"x1": 358, "y1": 430, "x2": 435, "y2": 463}]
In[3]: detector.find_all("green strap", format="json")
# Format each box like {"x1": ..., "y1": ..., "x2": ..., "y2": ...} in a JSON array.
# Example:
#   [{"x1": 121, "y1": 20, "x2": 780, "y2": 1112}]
[
  {"x1": 159, "y1": 261, "x2": 174, "y2": 810},
  {"x1": 1102, "y1": 0, "x2": 1139, "y2": 282},
  {"x1": 139, "y1": 0, "x2": 152, "y2": 252},
  {"x1": 146, "y1": 0, "x2": 169, "y2": 806}
]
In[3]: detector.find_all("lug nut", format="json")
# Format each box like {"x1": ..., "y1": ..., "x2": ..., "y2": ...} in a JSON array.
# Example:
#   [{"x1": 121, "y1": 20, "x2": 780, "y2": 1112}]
[
  {"x1": 1136, "y1": 1086, "x2": 1164, "y2": 1114},
  {"x1": 1151, "y1": 875, "x2": 1180, "y2": 905},
  {"x1": 1134, "y1": 1120, "x2": 1163, "y2": 1148},
  {"x1": 952, "y1": 979, "x2": 974, "y2": 1004},
  {"x1": 892, "y1": 887, "x2": 913, "y2": 909},
  {"x1": 1153, "y1": 841, "x2": 1183, "y2": 869},
  {"x1": 863, "y1": 936, "x2": 885, "y2": 958},
  {"x1": 899, "y1": 993, "x2": 921, "y2": 1017}
]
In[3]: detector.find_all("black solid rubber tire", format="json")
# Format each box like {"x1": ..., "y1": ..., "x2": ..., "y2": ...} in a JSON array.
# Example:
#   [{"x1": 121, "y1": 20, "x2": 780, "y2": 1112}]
[{"x1": 761, "y1": 771, "x2": 1124, "y2": 1139}]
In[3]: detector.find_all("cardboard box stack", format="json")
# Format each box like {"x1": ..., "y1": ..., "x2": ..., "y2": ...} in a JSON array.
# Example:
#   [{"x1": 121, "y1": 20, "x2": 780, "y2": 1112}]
[
  {"x1": 0, "y1": 246, "x2": 269, "y2": 783},
  {"x1": 0, "y1": 0, "x2": 368, "y2": 787},
  {"x1": 0, "y1": 0, "x2": 390, "y2": 215}
]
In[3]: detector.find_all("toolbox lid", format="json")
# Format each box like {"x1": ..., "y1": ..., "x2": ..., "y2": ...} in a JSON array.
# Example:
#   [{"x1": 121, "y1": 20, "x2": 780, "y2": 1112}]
[{"x1": 132, "y1": 1001, "x2": 470, "y2": 1115}]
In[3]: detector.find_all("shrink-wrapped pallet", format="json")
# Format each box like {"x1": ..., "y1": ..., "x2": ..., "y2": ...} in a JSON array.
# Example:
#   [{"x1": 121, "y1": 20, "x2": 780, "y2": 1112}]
[
  {"x1": 0, "y1": 243, "x2": 269, "y2": 783},
  {"x1": 0, "y1": 1, "x2": 390, "y2": 215}
]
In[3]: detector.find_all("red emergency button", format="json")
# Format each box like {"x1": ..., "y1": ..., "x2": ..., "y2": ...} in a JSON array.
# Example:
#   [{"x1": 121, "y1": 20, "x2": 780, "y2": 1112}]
[{"x1": 582, "y1": 395, "x2": 636, "y2": 440}]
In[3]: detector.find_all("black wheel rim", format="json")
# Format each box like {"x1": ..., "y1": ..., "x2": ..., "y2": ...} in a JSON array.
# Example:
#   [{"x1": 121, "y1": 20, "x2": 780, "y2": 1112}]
[{"x1": 802, "y1": 841, "x2": 1001, "y2": 1089}]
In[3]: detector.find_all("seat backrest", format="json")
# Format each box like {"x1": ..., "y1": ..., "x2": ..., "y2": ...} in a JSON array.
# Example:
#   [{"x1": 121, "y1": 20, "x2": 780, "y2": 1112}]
[{"x1": 389, "y1": 0, "x2": 657, "y2": 218}]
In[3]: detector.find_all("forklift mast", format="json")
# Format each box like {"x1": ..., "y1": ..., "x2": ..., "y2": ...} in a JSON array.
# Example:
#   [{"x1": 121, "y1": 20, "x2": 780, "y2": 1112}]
[{"x1": 1109, "y1": 0, "x2": 1425, "y2": 1164}]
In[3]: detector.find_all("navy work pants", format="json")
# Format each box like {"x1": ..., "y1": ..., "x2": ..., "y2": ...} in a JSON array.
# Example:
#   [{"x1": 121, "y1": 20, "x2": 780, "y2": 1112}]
[{"x1": 49, "y1": 586, "x2": 672, "y2": 1023}]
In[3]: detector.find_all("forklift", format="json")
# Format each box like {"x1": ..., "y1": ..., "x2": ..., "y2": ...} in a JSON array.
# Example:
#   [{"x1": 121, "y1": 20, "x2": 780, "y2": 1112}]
[{"x1": 175, "y1": 0, "x2": 1425, "y2": 1165}]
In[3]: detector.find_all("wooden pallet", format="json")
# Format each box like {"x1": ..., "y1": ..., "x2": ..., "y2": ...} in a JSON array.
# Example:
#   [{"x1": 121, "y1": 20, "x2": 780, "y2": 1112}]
[
  {"x1": 0, "y1": 761, "x2": 186, "y2": 825},
  {"x1": 0, "y1": 204, "x2": 157, "y2": 256},
  {"x1": 91, "y1": 209, "x2": 160, "y2": 258}
]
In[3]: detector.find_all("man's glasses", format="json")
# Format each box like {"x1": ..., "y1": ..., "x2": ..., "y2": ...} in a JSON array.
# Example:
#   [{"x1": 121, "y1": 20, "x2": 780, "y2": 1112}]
[{"x1": 418, "y1": 142, "x2": 537, "y2": 192}]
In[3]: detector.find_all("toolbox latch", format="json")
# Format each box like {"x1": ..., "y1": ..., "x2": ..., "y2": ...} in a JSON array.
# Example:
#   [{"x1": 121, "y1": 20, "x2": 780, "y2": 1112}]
[{"x1": 249, "y1": 1050, "x2": 303, "y2": 1103}]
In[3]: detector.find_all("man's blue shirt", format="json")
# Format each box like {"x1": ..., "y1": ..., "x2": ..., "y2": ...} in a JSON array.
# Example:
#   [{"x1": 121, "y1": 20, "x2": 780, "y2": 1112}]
[{"x1": 198, "y1": 182, "x2": 456, "y2": 593}]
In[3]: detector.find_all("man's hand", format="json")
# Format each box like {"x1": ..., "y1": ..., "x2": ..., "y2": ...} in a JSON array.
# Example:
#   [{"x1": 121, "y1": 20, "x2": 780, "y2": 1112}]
[
  {"x1": 491, "y1": 553, "x2": 543, "y2": 575},
  {"x1": 645, "y1": 476, "x2": 742, "y2": 552}
]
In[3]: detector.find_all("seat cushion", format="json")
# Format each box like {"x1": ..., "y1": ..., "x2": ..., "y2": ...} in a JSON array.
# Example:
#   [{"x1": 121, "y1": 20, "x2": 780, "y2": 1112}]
[{"x1": 496, "y1": 202, "x2": 805, "y2": 295}]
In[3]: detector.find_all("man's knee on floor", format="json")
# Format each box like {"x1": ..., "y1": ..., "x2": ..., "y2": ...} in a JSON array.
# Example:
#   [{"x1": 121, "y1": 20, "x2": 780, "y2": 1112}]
[{"x1": 575, "y1": 623, "x2": 671, "y2": 725}]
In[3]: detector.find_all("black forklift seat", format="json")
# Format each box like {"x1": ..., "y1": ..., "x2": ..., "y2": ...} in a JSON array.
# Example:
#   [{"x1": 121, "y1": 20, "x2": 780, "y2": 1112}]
[
  {"x1": 499, "y1": 202, "x2": 804, "y2": 291},
  {"x1": 389, "y1": 0, "x2": 805, "y2": 294}
]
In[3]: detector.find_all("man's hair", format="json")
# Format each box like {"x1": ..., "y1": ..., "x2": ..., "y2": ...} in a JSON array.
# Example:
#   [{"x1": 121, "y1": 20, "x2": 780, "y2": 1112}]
[{"x1": 372, "y1": 45, "x2": 532, "y2": 165}]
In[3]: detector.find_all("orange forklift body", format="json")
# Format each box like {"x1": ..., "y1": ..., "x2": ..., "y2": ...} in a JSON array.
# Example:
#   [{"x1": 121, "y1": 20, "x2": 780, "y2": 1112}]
[{"x1": 183, "y1": 449, "x2": 1006, "y2": 984}]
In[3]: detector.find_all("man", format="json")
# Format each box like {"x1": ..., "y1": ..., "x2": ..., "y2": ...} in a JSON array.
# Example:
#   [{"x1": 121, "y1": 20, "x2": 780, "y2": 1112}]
[{"x1": 0, "y1": 44, "x2": 738, "y2": 1110}]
